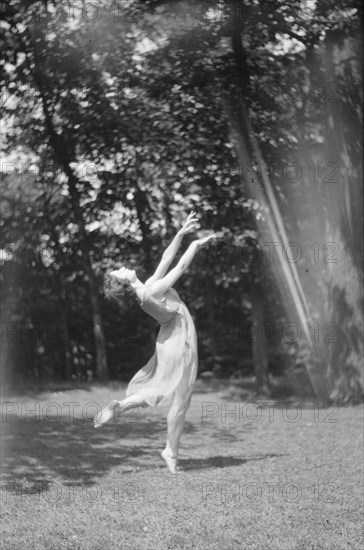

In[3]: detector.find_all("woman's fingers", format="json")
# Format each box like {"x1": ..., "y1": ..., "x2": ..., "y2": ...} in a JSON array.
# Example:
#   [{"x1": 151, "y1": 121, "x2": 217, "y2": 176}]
[
  {"x1": 181, "y1": 218, "x2": 198, "y2": 233},
  {"x1": 186, "y1": 211, "x2": 197, "y2": 223},
  {"x1": 200, "y1": 233, "x2": 216, "y2": 244},
  {"x1": 185, "y1": 219, "x2": 198, "y2": 228},
  {"x1": 181, "y1": 211, "x2": 198, "y2": 232}
]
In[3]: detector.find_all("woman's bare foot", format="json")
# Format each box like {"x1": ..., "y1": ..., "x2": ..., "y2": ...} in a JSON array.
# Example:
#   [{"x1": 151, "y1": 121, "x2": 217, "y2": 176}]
[
  {"x1": 93, "y1": 400, "x2": 119, "y2": 428},
  {"x1": 161, "y1": 449, "x2": 182, "y2": 474}
]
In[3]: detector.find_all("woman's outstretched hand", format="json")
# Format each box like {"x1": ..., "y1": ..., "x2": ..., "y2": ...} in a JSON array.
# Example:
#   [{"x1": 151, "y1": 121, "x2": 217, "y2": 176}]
[
  {"x1": 194, "y1": 233, "x2": 217, "y2": 247},
  {"x1": 178, "y1": 211, "x2": 198, "y2": 236}
]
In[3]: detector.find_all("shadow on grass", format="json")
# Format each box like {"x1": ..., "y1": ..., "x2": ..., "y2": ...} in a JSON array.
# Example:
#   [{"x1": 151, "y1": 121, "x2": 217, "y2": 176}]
[
  {"x1": 1, "y1": 415, "x2": 170, "y2": 495},
  {"x1": 180, "y1": 453, "x2": 286, "y2": 471},
  {"x1": 1, "y1": 414, "x2": 284, "y2": 498},
  {"x1": 2, "y1": 387, "x2": 289, "y2": 500}
]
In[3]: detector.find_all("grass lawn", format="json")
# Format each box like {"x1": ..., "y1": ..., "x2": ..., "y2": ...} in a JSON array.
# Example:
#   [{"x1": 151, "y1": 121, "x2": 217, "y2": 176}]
[{"x1": 1, "y1": 381, "x2": 363, "y2": 550}]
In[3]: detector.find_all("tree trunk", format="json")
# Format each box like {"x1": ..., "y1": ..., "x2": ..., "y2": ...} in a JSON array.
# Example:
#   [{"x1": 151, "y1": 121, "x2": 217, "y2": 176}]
[
  {"x1": 59, "y1": 290, "x2": 73, "y2": 380},
  {"x1": 321, "y1": 30, "x2": 363, "y2": 403},
  {"x1": 249, "y1": 280, "x2": 270, "y2": 396},
  {"x1": 206, "y1": 275, "x2": 218, "y2": 360},
  {"x1": 225, "y1": 16, "x2": 332, "y2": 402},
  {"x1": 134, "y1": 184, "x2": 153, "y2": 272}
]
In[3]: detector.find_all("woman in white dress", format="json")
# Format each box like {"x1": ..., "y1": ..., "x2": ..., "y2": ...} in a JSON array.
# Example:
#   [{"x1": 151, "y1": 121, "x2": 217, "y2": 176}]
[{"x1": 94, "y1": 213, "x2": 215, "y2": 473}]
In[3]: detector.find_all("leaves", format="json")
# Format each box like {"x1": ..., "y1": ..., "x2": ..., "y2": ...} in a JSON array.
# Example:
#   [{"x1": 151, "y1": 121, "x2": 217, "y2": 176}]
[{"x1": 1, "y1": 0, "x2": 362, "y2": 391}]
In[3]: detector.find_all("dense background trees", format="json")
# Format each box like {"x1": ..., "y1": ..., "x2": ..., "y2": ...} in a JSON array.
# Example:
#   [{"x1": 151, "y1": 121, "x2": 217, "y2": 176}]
[{"x1": 1, "y1": 0, "x2": 362, "y2": 402}]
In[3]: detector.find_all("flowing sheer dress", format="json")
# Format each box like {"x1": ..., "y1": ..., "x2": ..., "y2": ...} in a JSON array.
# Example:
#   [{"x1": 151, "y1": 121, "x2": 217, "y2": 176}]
[{"x1": 125, "y1": 287, "x2": 198, "y2": 407}]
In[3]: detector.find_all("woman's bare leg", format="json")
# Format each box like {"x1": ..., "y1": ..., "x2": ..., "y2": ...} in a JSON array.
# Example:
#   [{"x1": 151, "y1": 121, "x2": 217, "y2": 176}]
[
  {"x1": 93, "y1": 393, "x2": 147, "y2": 427},
  {"x1": 161, "y1": 391, "x2": 192, "y2": 473}
]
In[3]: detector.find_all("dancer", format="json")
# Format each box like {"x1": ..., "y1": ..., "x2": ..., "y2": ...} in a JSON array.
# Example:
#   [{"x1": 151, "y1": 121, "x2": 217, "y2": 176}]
[{"x1": 94, "y1": 212, "x2": 215, "y2": 474}]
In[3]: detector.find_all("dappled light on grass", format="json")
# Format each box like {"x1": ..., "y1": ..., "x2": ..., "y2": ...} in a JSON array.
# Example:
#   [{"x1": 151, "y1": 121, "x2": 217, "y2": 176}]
[
  {"x1": 1, "y1": 414, "x2": 169, "y2": 489},
  {"x1": 1, "y1": 385, "x2": 363, "y2": 549}
]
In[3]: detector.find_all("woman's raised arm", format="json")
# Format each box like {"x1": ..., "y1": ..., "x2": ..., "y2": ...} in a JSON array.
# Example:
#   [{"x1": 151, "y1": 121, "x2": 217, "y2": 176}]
[
  {"x1": 147, "y1": 233, "x2": 216, "y2": 298},
  {"x1": 145, "y1": 212, "x2": 198, "y2": 285}
]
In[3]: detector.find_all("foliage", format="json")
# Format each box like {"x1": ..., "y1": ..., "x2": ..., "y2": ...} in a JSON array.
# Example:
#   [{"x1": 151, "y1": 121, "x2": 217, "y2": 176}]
[{"x1": 1, "y1": 1, "x2": 362, "y2": 401}]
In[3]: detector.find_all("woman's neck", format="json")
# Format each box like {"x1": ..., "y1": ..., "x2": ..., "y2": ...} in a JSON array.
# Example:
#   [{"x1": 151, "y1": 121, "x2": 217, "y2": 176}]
[{"x1": 130, "y1": 278, "x2": 144, "y2": 290}]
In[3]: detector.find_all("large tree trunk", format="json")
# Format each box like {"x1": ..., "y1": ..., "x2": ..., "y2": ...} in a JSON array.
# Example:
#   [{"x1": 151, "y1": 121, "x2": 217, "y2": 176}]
[
  {"x1": 47, "y1": 220, "x2": 74, "y2": 380},
  {"x1": 221, "y1": 100, "x2": 271, "y2": 393},
  {"x1": 225, "y1": 16, "x2": 329, "y2": 401},
  {"x1": 221, "y1": 22, "x2": 271, "y2": 393},
  {"x1": 320, "y1": 30, "x2": 363, "y2": 402}
]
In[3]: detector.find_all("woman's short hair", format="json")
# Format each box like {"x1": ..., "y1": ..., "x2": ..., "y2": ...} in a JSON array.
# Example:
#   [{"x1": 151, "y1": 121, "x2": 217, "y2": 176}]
[{"x1": 103, "y1": 273, "x2": 133, "y2": 303}]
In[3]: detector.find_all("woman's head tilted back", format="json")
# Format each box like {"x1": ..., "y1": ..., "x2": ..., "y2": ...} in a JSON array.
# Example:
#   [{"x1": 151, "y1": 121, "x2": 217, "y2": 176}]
[{"x1": 103, "y1": 268, "x2": 136, "y2": 303}]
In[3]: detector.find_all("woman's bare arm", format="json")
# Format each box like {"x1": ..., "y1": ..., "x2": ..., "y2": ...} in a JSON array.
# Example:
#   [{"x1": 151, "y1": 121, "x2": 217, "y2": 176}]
[
  {"x1": 145, "y1": 212, "x2": 198, "y2": 285},
  {"x1": 147, "y1": 234, "x2": 216, "y2": 298}
]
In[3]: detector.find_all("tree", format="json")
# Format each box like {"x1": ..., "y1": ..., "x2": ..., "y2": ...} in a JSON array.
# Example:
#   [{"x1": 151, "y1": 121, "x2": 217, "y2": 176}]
[{"x1": 1, "y1": 0, "x2": 362, "y2": 402}]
